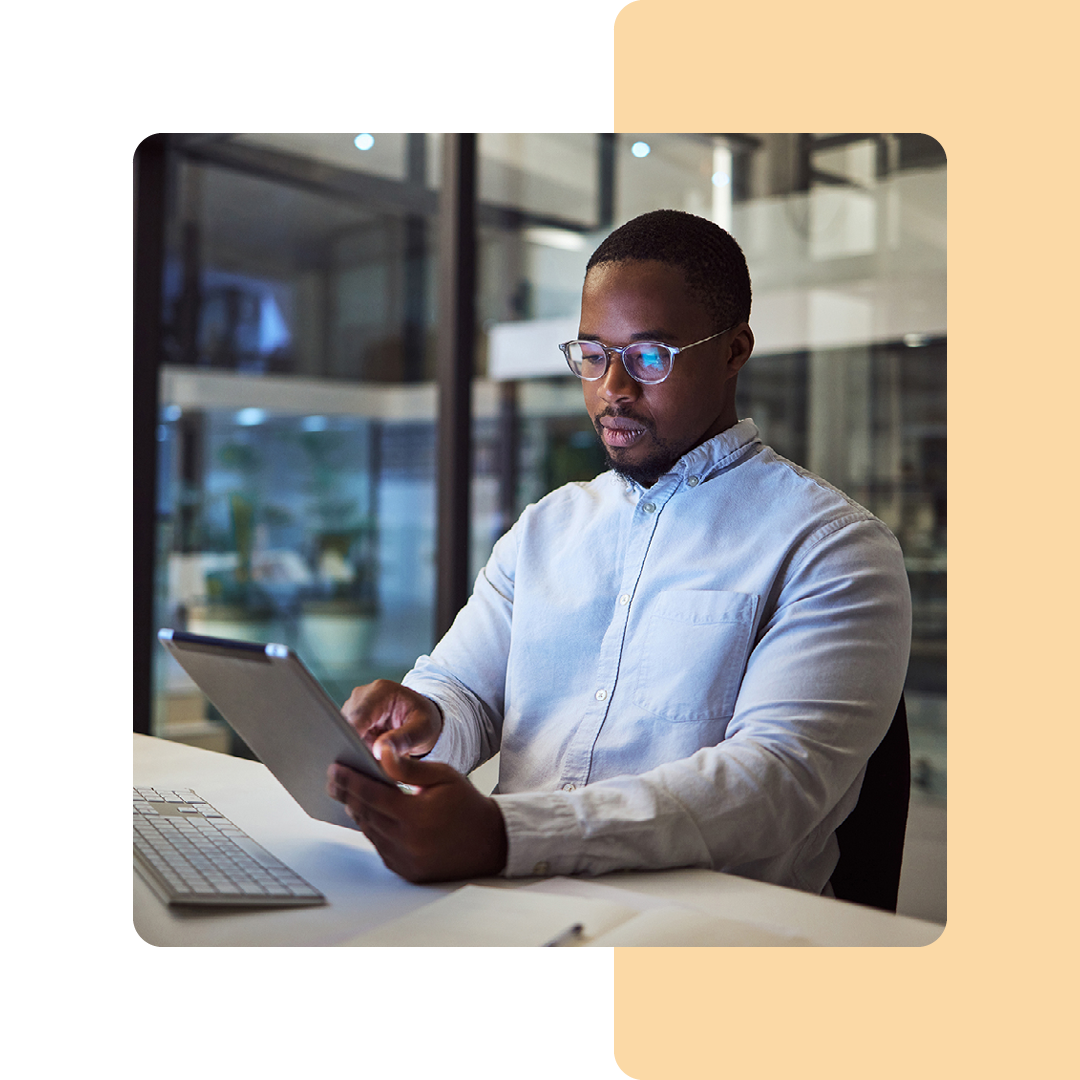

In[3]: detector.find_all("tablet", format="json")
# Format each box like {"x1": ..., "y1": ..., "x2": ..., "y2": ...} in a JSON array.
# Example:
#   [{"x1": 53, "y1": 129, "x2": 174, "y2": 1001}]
[{"x1": 158, "y1": 628, "x2": 395, "y2": 831}]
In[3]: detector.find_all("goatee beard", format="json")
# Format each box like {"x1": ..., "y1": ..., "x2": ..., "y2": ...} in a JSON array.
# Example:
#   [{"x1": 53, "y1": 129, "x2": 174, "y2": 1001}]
[
  {"x1": 605, "y1": 451, "x2": 677, "y2": 488},
  {"x1": 592, "y1": 414, "x2": 681, "y2": 488}
]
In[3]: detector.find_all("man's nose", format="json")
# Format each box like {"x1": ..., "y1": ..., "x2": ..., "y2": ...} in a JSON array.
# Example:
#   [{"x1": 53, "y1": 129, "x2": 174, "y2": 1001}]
[{"x1": 598, "y1": 355, "x2": 640, "y2": 403}]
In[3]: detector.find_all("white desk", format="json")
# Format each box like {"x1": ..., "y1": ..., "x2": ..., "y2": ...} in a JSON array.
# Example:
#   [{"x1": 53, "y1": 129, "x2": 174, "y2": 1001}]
[{"x1": 133, "y1": 734, "x2": 942, "y2": 947}]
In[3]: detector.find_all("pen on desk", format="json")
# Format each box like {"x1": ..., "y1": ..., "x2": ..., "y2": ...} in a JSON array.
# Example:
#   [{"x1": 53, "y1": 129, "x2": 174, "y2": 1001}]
[{"x1": 543, "y1": 922, "x2": 584, "y2": 947}]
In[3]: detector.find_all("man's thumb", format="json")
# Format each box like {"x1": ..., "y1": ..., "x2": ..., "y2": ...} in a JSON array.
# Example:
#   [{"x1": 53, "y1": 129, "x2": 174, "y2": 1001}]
[{"x1": 376, "y1": 739, "x2": 457, "y2": 788}]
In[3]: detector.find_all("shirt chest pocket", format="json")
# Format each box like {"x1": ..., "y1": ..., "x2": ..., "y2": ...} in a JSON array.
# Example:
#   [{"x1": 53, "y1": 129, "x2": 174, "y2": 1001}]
[{"x1": 631, "y1": 590, "x2": 759, "y2": 723}]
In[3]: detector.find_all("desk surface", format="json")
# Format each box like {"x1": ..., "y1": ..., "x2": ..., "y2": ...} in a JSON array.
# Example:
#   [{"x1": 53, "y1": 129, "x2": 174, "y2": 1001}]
[{"x1": 134, "y1": 734, "x2": 942, "y2": 947}]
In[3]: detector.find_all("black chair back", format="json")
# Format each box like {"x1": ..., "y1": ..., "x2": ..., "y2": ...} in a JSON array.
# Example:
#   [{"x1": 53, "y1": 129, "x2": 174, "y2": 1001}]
[{"x1": 831, "y1": 695, "x2": 910, "y2": 912}]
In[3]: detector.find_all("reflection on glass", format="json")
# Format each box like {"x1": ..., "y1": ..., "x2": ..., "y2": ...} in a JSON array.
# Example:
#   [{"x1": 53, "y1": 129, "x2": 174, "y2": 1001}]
[
  {"x1": 153, "y1": 144, "x2": 438, "y2": 752},
  {"x1": 155, "y1": 405, "x2": 436, "y2": 750},
  {"x1": 152, "y1": 134, "x2": 945, "y2": 800}
]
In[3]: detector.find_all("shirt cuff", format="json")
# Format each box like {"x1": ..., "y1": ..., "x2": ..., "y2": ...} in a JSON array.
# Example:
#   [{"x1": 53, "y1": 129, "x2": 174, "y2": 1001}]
[
  {"x1": 399, "y1": 676, "x2": 481, "y2": 774},
  {"x1": 495, "y1": 791, "x2": 584, "y2": 877}
]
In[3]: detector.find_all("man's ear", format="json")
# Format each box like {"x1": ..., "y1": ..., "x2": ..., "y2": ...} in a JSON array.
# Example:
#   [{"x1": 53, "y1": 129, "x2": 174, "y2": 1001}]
[{"x1": 726, "y1": 323, "x2": 754, "y2": 376}]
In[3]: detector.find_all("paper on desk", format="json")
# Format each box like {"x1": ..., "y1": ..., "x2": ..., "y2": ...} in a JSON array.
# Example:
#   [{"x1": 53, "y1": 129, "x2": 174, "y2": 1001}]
[
  {"x1": 340, "y1": 884, "x2": 640, "y2": 947},
  {"x1": 586, "y1": 906, "x2": 809, "y2": 946},
  {"x1": 518, "y1": 877, "x2": 810, "y2": 946},
  {"x1": 341, "y1": 881, "x2": 810, "y2": 947},
  {"x1": 518, "y1": 875, "x2": 677, "y2": 911}
]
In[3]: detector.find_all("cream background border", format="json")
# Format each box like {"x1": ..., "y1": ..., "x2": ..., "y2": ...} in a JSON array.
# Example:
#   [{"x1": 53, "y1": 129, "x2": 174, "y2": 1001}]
[{"x1": 614, "y1": 1, "x2": 1077, "y2": 1077}]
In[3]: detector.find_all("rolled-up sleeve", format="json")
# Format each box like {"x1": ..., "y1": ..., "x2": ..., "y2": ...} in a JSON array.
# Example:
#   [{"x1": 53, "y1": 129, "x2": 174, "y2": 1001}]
[
  {"x1": 398, "y1": 422, "x2": 915, "y2": 893},
  {"x1": 495, "y1": 518, "x2": 911, "y2": 888}
]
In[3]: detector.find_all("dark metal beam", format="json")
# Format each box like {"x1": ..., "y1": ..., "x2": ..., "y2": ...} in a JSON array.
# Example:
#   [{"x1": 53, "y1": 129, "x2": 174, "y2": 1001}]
[
  {"x1": 794, "y1": 133, "x2": 813, "y2": 193},
  {"x1": 811, "y1": 133, "x2": 880, "y2": 152},
  {"x1": 809, "y1": 167, "x2": 868, "y2": 189},
  {"x1": 403, "y1": 135, "x2": 429, "y2": 383},
  {"x1": 597, "y1": 133, "x2": 616, "y2": 231},
  {"x1": 134, "y1": 134, "x2": 169, "y2": 735},
  {"x1": 178, "y1": 134, "x2": 597, "y2": 236},
  {"x1": 181, "y1": 136, "x2": 439, "y2": 218},
  {"x1": 702, "y1": 133, "x2": 764, "y2": 150},
  {"x1": 475, "y1": 201, "x2": 596, "y2": 235},
  {"x1": 435, "y1": 134, "x2": 477, "y2": 640}
]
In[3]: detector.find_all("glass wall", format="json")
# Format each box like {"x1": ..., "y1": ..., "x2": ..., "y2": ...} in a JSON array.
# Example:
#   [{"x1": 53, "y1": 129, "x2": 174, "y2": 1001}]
[
  {"x1": 153, "y1": 140, "x2": 440, "y2": 752},
  {"x1": 150, "y1": 133, "x2": 946, "y2": 802}
]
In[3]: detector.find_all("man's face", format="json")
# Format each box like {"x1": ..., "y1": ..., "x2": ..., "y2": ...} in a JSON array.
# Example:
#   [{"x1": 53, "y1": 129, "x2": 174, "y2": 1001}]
[{"x1": 578, "y1": 259, "x2": 749, "y2": 487}]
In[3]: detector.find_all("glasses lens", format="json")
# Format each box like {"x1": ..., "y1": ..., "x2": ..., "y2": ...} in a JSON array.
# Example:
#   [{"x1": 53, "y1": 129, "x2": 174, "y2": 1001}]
[
  {"x1": 564, "y1": 341, "x2": 608, "y2": 379},
  {"x1": 624, "y1": 343, "x2": 672, "y2": 383}
]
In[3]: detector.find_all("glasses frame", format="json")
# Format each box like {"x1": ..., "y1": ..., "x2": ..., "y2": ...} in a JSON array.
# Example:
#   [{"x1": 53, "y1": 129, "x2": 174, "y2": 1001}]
[{"x1": 559, "y1": 326, "x2": 735, "y2": 385}]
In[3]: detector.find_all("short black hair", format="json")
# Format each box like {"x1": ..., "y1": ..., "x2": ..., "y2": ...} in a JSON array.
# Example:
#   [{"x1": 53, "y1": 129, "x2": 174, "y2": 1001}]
[{"x1": 585, "y1": 209, "x2": 751, "y2": 331}]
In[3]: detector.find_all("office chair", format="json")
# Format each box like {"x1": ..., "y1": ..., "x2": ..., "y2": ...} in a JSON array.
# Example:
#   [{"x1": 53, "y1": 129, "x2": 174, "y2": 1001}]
[{"x1": 830, "y1": 694, "x2": 910, "y2": 912}]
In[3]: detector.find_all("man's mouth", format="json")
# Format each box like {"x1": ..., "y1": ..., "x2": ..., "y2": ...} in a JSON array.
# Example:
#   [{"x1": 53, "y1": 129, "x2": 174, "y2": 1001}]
[{"x1": 597, "y1": 414, "x2": 649, "y2": 449}]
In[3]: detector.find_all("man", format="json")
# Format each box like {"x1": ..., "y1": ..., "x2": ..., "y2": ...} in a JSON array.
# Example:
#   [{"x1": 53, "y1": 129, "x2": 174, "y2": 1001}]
[{"x1": 327, "y1": 209, "x2": 911, "y2": 894}]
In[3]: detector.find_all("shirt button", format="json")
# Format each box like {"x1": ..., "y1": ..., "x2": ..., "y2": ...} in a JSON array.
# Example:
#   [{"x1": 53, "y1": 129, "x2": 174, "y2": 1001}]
[
  {"x1": 686, "y1": 476, "x2": 699, "y2": 487},
  {"x1": 641, "y1": 501, "x2": 656, "y2": 513},
  {"x1": 595, "y1": 689, "x2": 607, "y2": 701},
  {"x1": 561, "y1": 782, "x2": 576, "y2": 792},
  {"x1": 619, "y1": 594, "x2": 630, "y2": 606}
]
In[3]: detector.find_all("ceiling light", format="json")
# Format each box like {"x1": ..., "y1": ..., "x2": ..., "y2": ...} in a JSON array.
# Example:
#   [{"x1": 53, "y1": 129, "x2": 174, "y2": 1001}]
[
  {"x1": 712, "y1": 171, "x2": 730, "y2": 187},
  {"x1": 354, "y1": 133, "x2": 375, "y2": 151},
  {"x1": 631, "y1": 141, "x2": 651, "y2": 158},
  {"x1": 235, "y1": 408, "x2": 267, "y2": 426}
]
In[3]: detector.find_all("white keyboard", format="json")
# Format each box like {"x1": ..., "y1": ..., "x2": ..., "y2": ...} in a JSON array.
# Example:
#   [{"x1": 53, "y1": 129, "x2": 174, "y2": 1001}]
[{"x1": 134, "y1": 787, "x2": 326, "y2": 907}]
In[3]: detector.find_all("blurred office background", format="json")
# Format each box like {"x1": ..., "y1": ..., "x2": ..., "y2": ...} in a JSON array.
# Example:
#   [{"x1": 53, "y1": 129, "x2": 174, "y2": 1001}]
[{"x1": 134, "y1": 133, "x2": 946, "y2": 921}]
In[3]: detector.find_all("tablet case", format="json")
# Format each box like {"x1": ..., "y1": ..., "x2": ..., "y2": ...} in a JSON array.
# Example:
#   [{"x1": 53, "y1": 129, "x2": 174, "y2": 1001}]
[{"x1": 158, "y1": 629, "x2": 394, "y2": 830}]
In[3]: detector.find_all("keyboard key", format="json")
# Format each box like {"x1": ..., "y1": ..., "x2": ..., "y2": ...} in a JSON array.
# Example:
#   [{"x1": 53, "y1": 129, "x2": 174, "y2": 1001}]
[
  {"x1": 134, "y1": 787, "x2": 324, "y2": 907},
  {"x1": 231, "y1": 837, "x2": 286, "y2": 866}
]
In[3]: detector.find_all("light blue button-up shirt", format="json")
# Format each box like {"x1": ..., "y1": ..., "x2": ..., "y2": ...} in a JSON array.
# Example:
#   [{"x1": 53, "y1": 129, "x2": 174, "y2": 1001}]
[{"x1": 404, "y1": 420, "x2": 911, "y2": 893}]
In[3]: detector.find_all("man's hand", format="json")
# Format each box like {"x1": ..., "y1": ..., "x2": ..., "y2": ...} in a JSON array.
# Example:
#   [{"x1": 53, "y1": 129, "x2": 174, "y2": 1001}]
[
  {"x1": 327, "y1": 746, "x2": 509, "y2": 883},
  {"x1": 340, "y1": 679, "x2": 443, "y2": 760}
]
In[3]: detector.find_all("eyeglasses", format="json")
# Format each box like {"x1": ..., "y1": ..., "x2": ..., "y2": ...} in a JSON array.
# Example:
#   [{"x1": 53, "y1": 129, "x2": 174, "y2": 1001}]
[{"x1": 559, "y1": 327, "x2": 733, "y2": 385}]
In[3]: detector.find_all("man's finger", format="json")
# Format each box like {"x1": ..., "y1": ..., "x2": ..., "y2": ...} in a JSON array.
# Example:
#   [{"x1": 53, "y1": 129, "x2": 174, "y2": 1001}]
[
  {"x1": 329, "y1": 763, "x2": 406, "y2": 816},
  {"x1": 376, "y1": 743, "x2": 461, "y2": 788},
  {"x1": 348, "y1": 799, "x2": 400, "y2": 843},
  {"x1": 328, "y1": 766, "x2": 407, "y2": 840},
  {"x1": 372, "y1": 727, "x2": 425, "y2": 759}
]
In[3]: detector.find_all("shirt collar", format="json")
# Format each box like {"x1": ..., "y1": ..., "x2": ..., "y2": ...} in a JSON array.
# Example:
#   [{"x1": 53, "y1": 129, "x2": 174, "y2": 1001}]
[
  {"x1": 676, "y1": 418, "x2": 761, "y2": 481},
  {"x1": 612, "y1": 419, "x2": 762, "y2": 495}
]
